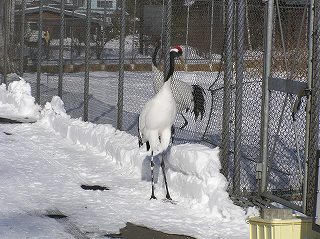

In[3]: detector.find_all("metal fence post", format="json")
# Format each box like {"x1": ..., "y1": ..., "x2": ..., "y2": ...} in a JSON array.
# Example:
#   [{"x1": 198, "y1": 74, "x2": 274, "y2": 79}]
[
  {"x1": 260, "y1": 0, "x2": 274, "y2": 195},
  {"x1": 302, "y1": 0, "x2": 314, "y2": 214},
  {"x1": 209, "y1": 0, "x2": 214, "y2": 66},
  {"x1": 70, "y1": 3, "x2": 75, "y2": 65},
  {"x1": 83, "y1": 0, "x2": 91, "y2": 122},
  {"x1": 36, "y1": 0, "x2": 43, "y2": 104},
  {"x1": 20, "y1": 0, "x2": 26, "y2": 77},
  {"x1": 131, "y1": 0, "x2": 137, "y2": 64},
  {"x1": 306, "y1": 0, "x2": 320, "y2": 216},
  {"x1": 58, "y1": 0, "x2": 65, "y2": 98},
  {"x1": 185, "y1": 4, "x2": 190, "y2": 70},
  {"x1": 164, "y1": 0, "x2": 172, "y2": 81},
  {"x1": 117, "y1": 0, "x2": 126, "y2": 130},
  {"x1": 3, "y1": 0, "x2": 8, "y2": 86},
  {"x1": 234, "y1": 0, "x2": 246, "y2": 196},
  {"x1": 221, "y1": 0, "x2": 234, "y2": 178}
]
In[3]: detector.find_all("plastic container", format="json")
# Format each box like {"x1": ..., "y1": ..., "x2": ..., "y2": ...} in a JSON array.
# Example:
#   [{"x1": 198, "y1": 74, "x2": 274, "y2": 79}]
[{"x1": 248, "y1": 216, "x2": 320, "y2": 239}]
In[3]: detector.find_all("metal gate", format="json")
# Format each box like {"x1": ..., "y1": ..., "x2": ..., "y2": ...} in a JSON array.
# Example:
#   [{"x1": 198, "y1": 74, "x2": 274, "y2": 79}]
[
  {"x1": 260, "y1": 0, "x2": 319, "y2": 216},
  {"x1": 204, "y1": 0, "x2": 320, "y2": 215}
]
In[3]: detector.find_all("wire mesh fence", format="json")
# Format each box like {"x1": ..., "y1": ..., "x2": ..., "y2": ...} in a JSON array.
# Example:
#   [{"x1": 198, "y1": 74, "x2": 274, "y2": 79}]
[
  {"x1": 262, "y1": 0, "x2": 313, "y2": 212},
  {"x1": 306, "y1": 0, "x2": 320, "y2": 216},
  {"x1": 0, "y1": 0, "x2": 319, "y2": 215}
]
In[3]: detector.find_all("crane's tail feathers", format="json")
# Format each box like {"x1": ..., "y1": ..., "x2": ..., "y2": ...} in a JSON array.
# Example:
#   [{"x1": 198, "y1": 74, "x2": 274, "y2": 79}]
[{"x1": 192, "y1": 85, "x2": 206, "y2": 121}]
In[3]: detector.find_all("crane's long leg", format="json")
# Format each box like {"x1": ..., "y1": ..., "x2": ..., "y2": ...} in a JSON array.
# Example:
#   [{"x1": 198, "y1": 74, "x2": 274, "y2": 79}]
[
  {"x1": 171, "y1": 126, "x2": 175, "y2": 144},
  {"x1": 179, "y1": 113, "x2": 188, "y2": 129},
  {"x1": 161, "y1": 154, "x2": 172, "y2": 200},
  {"x1": 150, "y1": 151, "x2": 157, "y2": 200}
]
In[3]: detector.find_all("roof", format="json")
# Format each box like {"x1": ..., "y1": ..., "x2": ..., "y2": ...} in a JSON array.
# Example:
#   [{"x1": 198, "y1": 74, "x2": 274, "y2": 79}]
[
  {"x1": 280, "y1": 0, "x2": 309, "y2": 5},
  {"x1": 15, "y1": 5, "x2": 112, "y2": 26}
]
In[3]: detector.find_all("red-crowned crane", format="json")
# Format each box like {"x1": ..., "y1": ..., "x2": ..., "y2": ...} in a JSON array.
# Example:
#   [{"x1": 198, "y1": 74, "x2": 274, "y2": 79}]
[
  {"x1": 152, "y1": 43, "x2": 206, "y2": 129},
  {"x1": 138, "y1": 46, "x2": 183, "y2": 200}
]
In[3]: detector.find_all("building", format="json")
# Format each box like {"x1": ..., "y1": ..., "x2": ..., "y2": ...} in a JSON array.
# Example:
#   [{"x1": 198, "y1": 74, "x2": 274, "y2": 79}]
[
  {"x1": 14, "y1": 0, "x2": 118, "y2": 12},
  {"x1": 14, "y1": 4, "x2": 112, "y2": 44},
  {"x1": 78, "y1": 0, "x2": 117, "y2": 13}
]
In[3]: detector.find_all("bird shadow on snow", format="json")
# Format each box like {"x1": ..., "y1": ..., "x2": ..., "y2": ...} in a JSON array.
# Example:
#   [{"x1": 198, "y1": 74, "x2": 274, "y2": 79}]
[
  {"x1": 140, "y1": 149, "x2": 172, "y2": 185},
  {"x1": 141, "y1": 155, "x2": 161, "y2": 183}
]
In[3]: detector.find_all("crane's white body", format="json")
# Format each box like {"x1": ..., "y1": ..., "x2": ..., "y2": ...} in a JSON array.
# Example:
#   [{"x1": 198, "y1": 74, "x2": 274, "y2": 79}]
[
  {"x1": 152, "y1": 65, "x2": 194, "y2": 114},
  {"x1": 138, "y1": 45, "x2": 182, "y2": 200},
  {"x1": 139, "y1": 77, "x2": 177, "y2": 155}
]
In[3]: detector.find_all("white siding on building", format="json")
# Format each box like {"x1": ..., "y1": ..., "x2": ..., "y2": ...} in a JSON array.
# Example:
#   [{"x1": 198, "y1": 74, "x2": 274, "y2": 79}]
[{"x1": 83, "y1": 0, "x2": 117, "y2": 11}]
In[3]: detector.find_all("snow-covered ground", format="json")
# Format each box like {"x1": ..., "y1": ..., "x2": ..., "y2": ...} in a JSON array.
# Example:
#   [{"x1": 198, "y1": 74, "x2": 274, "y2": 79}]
[{"x1": 0, "y1": 79, "x2": 258, "y2": 238}]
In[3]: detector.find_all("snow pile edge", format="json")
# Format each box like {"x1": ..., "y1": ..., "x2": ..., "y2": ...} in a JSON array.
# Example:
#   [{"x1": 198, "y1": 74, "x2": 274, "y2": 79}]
[
  {"x1": 0, "y1": 78, "x2": 40, "y2": 118},
  {"x1": 37, "y1": 96, "x2": 246, "y2": 219}
]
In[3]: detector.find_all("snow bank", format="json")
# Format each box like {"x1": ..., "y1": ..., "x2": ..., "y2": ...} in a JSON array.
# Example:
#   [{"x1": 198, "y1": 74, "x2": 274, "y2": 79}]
[
  {"x1": 0, "y1": 78, "x2": 40, "y2": 119},
  {"x1": 0, "y1": 79, "x2": 249, "y2": 220},
  {"x1": 168, "y1": 144, "x2": 240, "y2": 218},
  {"x1": 38, "y1": 96, "x2": 247, "y2": 219}
]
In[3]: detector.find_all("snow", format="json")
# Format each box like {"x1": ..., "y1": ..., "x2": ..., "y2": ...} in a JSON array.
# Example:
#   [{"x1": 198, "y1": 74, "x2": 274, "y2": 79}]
[
  {"x1": 0, "y1": 77, "x2": 40, "y2": 120},
  {"x1": 0, "y1": 79, "x2": 257, "y2": 239},
  {"x1": 184, "y1": 0, "x2": 196, "y2": 6}
]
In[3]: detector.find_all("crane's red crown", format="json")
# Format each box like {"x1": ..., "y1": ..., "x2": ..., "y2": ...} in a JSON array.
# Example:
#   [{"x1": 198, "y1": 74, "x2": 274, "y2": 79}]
[{"x1": 174, "y1": 45, "x2": 183, "y2": 53}]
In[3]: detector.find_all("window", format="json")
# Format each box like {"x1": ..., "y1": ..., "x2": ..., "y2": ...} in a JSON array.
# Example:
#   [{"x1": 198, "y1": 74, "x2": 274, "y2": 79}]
[
  {"x1": 97, "y1": 0, "x2": 113, "y2": 9},
  {"x1": 76, "y1": 0, "x2": 85, "y2": 7}
]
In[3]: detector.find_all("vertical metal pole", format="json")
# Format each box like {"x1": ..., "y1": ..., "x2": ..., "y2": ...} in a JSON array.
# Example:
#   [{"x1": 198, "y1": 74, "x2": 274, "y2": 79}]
[
  {"x1": 9, "y1": 0, "x2": 14, "y2": 44},
  {"x1": 20, "y1": 0, "x2": 26, "y2": 77},
  {"x1": 221, "y1": 0, "x2": 234, "y2": 178},
  {"x1": 58, "y1": 0, "x2": 65, "y2": 98},
  {"x1": 139, "y1": 6, "x2": 144, "y2": 55},
  {"x1": 209, "y1": 0, "x2": 214, "y2": 65},
  {"x1": 102, "y1": 0, "x2": 107, "y2": 63},
  {"x1": 160, "y1": 0, "x2": 165, "y2": 49},
  {"x1": 302, "y1": 0, "x2": 314, "y2": 214},
  {"x1": 131, "y1": 0, "x2": 137, "y2": 64},
  {"x1": 260, "y1": 0, "x2": 274, "y2": 194},
  {"x1": 164, "y1": 0, "x2": 172, "y2": 80},
  {"x1": 117, "y1": 0, "x2": 126, "y2": 130},
  {"x1": 36, "y1": 0, "x2": 43, "y2": 104},
  {"x1": 245, "y1": 0, "x2": 252, "y2": 50},
  {"x1": 306, "y1": 0, "x2": 320, "y2": 216},
  {"x1": 84, "y1": 0, "x2": 91, "y2": 122},
  {"x1": 234, "y1": 0, "x2": 245, "y2": 196},
  {"x1": 185, "y1": 5, "x2": 190, "y2": 71},
  {"x1": 70, "y1": 2, "x2": 75, "y2": 64},
  {"x1": 222, "y1": 0, "x2": 226, "y2": 28},
  {"x1": 3, "y1": 0, "x2": 8, "y2": 85}
]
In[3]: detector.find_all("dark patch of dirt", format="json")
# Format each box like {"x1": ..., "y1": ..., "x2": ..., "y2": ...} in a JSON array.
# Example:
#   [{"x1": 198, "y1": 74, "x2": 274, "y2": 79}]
[
  {"x1": 45, "y1": 213, "x2": 68, "y2": 219},
  {"x1": 105, "y1": 222, "x2": 196, "y2": 239},
  {"x1": 81, "y1": 184, "x2": 109, "y2": 191},
  {"x1": 3, "y1": 132, "x2": 12, "y2": 135},
  {"x1": 0, "y1": 117, "x2": 35, "y2": 124},
  {"x1": 0, "y1": 117, "x2": 24, "y2": 124}
]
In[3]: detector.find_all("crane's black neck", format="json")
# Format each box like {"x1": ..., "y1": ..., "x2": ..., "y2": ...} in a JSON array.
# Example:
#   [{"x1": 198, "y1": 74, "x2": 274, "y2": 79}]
[{"x1": 165, "y1": 51, "x2": 180, "y2": 82}]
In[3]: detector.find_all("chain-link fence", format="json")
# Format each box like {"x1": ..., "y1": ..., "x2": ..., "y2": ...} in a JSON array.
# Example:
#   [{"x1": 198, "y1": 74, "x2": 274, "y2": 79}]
[
  {"x1": 259, "y1": 0, "x2": 317, "y2": 214},
  {"x1": 0, "y1": 0, "x2": 319, "y2": 216}
]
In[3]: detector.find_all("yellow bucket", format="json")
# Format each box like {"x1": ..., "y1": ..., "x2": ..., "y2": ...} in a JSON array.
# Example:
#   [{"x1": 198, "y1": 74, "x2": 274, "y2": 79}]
[{"x1": 248, "y1": 216, "x2": 320, "y2": 239}]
